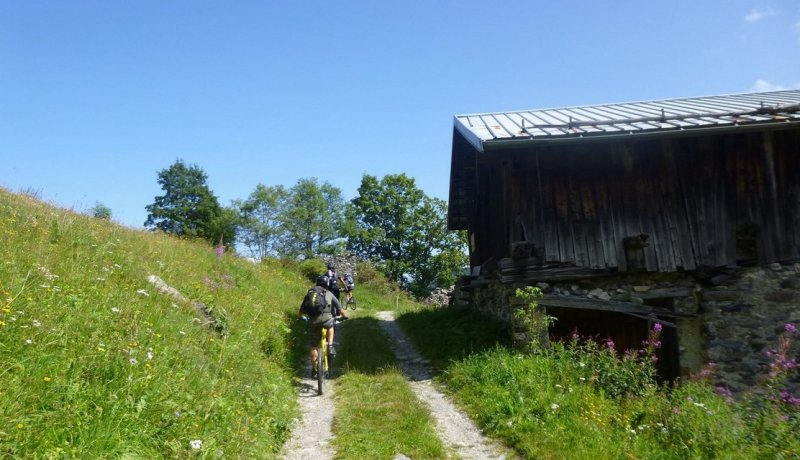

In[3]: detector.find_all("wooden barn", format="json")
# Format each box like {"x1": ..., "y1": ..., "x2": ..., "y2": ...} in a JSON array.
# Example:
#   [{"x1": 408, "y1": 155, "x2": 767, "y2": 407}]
[{"x1": 449, "y1": 90, "x2": 800, "y2": 382}]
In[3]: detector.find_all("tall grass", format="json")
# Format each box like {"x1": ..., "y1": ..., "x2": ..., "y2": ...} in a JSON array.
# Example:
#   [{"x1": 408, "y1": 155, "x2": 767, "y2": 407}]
[
  {"x1": 0, "y1": 189, "x2": 308, "y2": 457},
  {"x1": 398, "y1": 305, "x2": 800, "y2": 459}
]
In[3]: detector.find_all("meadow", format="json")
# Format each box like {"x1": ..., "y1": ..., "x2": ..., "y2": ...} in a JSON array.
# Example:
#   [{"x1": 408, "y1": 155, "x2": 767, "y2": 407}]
[{"x1": 0, "y1": 189, "x2": 306, "y2": 457}]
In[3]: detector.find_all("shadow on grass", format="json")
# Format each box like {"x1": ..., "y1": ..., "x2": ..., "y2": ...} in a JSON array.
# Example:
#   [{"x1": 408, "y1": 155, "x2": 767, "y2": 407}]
[
  {"x1": 336, "y1": 317, "x2": 400, "y2": 376},
  {"x1": 395, "y1": 306, "x2": 511, "y2": 371}
]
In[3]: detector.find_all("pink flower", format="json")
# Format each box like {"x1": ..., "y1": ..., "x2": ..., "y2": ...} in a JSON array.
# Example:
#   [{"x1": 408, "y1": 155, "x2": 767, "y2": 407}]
[
  {"x1": 653, "y1": 322, "x2": 663, "y2": 332},
  {"x1": 786, "y1": 323, "x2": 797, "y2": 334}
]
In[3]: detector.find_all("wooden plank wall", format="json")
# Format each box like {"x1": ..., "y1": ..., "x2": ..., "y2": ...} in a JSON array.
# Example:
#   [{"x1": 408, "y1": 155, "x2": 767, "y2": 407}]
[{"x1": 469, "y1": 127, "x2": 800, "y2": 272}]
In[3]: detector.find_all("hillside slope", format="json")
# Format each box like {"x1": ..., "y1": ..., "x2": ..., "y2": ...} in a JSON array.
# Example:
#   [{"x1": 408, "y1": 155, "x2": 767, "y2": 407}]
[{"x1": 0, "y1": 188, "x2": 308, "y2": 458}]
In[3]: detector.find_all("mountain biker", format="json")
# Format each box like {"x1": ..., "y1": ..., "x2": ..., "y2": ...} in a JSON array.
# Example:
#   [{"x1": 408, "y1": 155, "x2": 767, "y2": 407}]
[
  {"x1": 299, "y1": 275, "x2": 348, "y2": 378},
  {"x1": 325, "y1": 263, "x2": 341, "y2": 300}
]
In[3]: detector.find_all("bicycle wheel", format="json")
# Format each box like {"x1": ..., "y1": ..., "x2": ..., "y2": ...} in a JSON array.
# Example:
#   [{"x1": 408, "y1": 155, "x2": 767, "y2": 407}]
[
  {"x1": 316, "y1": 344, "x2": 325, "y2": 395},
  {"x1": 347, "y1": 294, "x2": 357, "y2": 310}
]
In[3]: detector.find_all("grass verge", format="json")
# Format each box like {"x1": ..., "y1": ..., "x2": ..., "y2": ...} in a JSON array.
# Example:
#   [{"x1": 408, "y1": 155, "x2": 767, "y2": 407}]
[{"x1": 332, "y1": 315, "x2": 446, "y2": 459}]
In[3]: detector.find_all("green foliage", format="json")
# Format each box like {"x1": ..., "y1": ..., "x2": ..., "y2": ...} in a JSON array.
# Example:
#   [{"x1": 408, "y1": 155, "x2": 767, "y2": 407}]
[
  {"x1": 0, "y1": 188, "x2": 306, "y2": 457},
  {"x1": 144, "y1": 159, "x2": 237, "y2": 246},
  {"x1": 233, "y1": 183, "x2": 289, "y2": 259},
  {"x1": 397, "y1": 304, "x2": 800, "y2": 459},
  {"x1": 514, "y1": 286, "x2": 556, "y2": 352},
  {"x1": 298, "y1": 258, "x2": 326, "y2": 283},
  {"x1": 278, "y1": 178, "x2": 345, "y2": 259},
  {"x1": 89, "y1": 202, "x2": 112, "y2": 219},
  {"x1": 346, "y1": 173, "x2": 467, "y2": 297}
]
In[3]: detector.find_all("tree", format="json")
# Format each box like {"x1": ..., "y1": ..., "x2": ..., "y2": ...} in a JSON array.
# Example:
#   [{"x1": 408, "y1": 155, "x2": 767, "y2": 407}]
[
  {"x1": 346, "y1": 173, "x2": 467, "y2": 296},
  {"x1": 144, "y1": 160, "x2": 236, "y2": 246},
  {"x1": 234, "y1": 184, "x2": 289, "y2": 259},
  {"x1": 279, "y1": 178, "x2": 345, "y2": 258},
  {"x1": 89, "y1": 202, "x2": 112, "y2": 220}
]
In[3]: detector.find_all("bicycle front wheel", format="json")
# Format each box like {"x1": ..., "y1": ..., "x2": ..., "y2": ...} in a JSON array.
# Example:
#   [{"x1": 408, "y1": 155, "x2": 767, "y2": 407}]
[
  {"x1": 347, "y1": 295, "x2": 357, "y2": 310},
  {"x1": 316, "y1": 346, "x2": 325, "y2": 395}
]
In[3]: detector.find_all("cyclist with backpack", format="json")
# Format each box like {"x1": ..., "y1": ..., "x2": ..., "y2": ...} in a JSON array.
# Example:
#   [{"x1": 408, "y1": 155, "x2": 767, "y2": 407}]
[
  {"x1": 325, "y1": 263, "x2": 341, "y2": 300},
  {"x1": 299, "y1": 275, "x2": 348, "y2": 377}
]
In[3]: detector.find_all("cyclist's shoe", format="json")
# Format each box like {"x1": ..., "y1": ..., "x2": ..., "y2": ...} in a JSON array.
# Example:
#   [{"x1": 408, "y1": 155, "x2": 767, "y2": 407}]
[
  {"x1": 327, "y1": 344, "x2": 337, "y2": 356},
  {"x1": 311, "y1": 369, "x2": 318, "y2": 379}
]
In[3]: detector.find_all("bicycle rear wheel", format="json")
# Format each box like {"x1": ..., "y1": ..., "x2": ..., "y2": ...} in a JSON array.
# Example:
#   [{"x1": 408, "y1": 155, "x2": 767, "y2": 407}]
[
  {"x1": 316, "y1": 345, "x2": 325, "y2": 395},
  {"x1": 347, "y1": 294, "x2": 357, "y2": 310}
]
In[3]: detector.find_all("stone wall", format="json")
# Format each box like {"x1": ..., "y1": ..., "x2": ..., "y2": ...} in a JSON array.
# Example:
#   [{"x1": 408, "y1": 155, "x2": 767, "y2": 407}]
[{"x1": 459, "y1": 263, "x2": 800, "y2": 393}]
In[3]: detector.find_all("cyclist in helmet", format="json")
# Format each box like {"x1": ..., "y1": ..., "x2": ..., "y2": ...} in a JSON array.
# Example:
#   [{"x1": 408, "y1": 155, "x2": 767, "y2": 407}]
[
  {"x1": 299, "y1": 275, "x2": 348, "y2": 376},
  {"x1": 325, "y1": 263, "x2": 341, "y2": 300}
]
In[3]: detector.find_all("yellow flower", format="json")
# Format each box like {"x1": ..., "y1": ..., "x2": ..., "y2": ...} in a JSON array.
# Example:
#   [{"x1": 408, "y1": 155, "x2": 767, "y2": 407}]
[
  {"x1": 43, "y1": 377, "x2": 51, "y2": 382},
  {"x1": 17, "y1": 423, "x2": 24, "y2": 429},
  {"x1": 0, "y1": 320, "x2": 5, "y2": 327},
  {"x1": 97, "y1": 347, "x2": 106, "y2": 352}
]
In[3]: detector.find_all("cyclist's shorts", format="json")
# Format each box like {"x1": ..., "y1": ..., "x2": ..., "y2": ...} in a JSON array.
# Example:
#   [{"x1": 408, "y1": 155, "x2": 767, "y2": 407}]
[{"x1": 310, "y1": 316, "x2": 335, "y2": 346}]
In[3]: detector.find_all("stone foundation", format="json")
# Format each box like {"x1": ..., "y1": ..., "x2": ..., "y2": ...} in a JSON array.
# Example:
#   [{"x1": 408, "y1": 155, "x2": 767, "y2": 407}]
[{"x1": 457, "y1": 263, "x2": 800, "y2": 393}]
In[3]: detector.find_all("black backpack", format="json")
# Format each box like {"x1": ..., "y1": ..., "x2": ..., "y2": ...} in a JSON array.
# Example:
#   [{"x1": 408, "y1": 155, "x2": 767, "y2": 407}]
[{"x1": 301, "y1": 286, "x2": 330, "y2": 316}]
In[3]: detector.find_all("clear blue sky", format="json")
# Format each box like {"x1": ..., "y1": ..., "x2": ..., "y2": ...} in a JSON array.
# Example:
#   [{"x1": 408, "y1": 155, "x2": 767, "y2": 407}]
[{"x1": 2, "y1": 1, "x2": 799, "y2": 229}]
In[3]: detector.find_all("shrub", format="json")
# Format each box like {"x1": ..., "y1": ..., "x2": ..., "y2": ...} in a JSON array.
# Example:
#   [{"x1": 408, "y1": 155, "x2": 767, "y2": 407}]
[{"x1": 298, "y1": 258, "x2": 326, "y2": 282}]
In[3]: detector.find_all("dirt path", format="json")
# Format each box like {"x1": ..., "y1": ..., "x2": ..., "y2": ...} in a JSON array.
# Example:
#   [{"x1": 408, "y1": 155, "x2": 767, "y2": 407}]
[
  {"x1": 279, "y1": 362, "x2": 337, "y2": 459},
  {"x1": 280, "y1": 313, "x2": 511, "y2": 460},
  {"x1": 375, "y1": 311, "x2": 511, "y2": 460}
]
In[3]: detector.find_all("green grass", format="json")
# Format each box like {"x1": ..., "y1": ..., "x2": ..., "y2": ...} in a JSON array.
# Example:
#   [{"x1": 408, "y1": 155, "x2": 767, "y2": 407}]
[
  {"x1": 332, "y1": 315, "x2": 446, "y2": 459},
  {"x1": 397, "y1": 305, "x2": 800, "y2": 459},
  {"x1": 0, "y1": 189, "x2": 308, "y2": 458}
]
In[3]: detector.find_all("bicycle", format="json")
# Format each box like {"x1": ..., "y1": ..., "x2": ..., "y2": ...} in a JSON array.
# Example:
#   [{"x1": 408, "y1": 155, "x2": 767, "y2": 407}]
[
  {"x1": 341, "y1": 289, "x2": 357, "y2": 310},
  {"x1": 307, "y1": 316, "x2": 347, "y2": 395}
]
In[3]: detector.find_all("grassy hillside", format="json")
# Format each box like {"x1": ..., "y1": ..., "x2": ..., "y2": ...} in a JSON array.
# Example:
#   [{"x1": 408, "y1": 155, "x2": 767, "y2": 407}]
[{"x1": 0, "y1": 188, "x2": 311, "y2": 458}]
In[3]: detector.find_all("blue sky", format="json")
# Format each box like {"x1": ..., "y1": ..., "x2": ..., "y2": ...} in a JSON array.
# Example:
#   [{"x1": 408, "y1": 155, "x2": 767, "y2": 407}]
[{"x1": 2, "y1": 1, "x2": 799, "y2": 229}]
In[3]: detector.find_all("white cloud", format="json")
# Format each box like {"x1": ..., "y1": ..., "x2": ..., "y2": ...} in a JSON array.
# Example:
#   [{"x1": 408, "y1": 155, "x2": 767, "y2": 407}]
[
  {"x1": 749, "y1": 80, "x2": 800, "y2": 92},
  {"x1": 744, "y1": 8, "x2": 774, "y2": 23}
]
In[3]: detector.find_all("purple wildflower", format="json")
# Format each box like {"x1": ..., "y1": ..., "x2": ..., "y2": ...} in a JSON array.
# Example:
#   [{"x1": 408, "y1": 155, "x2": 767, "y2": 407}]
[
  {"x1": 653, "y1": 322, "x2": 663, "y2": 332},
  {"x1": 780, "y1": 390, "x2": 800, "y2": 406},
  {"x1": 786, "y1": 323, "x2": 798, "y2": 334},
  {"x1": 606, "y1": 338, "x2": 615, "y2": 350},
  {"x1": 215, "y1": 245, "x2": 224, "y2": 257},
  {"x1": 715, "y1": 385, "x2": 734, "y2": 404}
]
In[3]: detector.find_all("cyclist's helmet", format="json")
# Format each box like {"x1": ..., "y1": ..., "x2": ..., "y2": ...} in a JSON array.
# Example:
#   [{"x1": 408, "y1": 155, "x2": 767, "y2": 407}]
[{"x1": 316, "y1": 275, "x2": 329, "y2": 287}]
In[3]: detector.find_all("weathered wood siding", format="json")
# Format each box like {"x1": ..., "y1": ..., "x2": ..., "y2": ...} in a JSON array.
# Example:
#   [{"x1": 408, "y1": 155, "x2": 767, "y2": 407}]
[{"x1": 468, "y1": 127, "x2": 800, "y2": 272}]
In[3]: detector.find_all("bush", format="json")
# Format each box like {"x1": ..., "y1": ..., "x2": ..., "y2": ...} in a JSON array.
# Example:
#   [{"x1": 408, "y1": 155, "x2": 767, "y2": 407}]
[{"x1": 298, "y1": 258, "x2": 326, "y2": 282}]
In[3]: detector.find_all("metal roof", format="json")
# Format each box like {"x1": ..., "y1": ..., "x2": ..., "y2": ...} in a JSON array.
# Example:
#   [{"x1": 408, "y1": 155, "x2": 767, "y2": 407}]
[{"x1": 454, "y1": 90, "x2": 800, "y2": 152}]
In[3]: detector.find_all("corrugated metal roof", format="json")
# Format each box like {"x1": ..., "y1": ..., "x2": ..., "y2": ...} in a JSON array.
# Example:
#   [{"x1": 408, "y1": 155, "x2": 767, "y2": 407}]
[{"x1": 455, "y1": 90, "x2": 800, "y2": 152}]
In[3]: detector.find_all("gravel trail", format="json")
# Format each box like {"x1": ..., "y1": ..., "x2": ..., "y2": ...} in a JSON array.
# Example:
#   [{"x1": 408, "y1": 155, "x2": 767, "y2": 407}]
[
  {"x1": 280, "y1": 312, "x2": 512, "y2": 459},
  {"x1": 375, "y1": 310, "x2": 511, "y2": 460}
]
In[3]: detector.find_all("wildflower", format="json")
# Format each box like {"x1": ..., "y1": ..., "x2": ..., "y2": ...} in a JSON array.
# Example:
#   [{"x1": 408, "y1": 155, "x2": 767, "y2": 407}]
[
  {"x1": 147, "y1": 349, "x2": 154, "y2": 360},
  {"x1": 43, "y1": 377, "x2": 51, "y2": 382},
  {"x1": 129, "y1": 358, "x2": 138, "y2": 365},
  {"x1": 189, "y1": 439, "x2": 203, "y2": 450},
  {"x1": 17, "y1": 423, "x2": 24, "y2": 429},
  {"x1": 175, "y1": 411, "x2": 181, "y2": 418},
  {"x1": 215, "y1": 245, "x2": 224, "y2": 257},
  {"x1": 780, "y1": 390, "x2": 800, "y2": 406},
  {"x1": 111, "y1": 307, "x2": 120, "y2": 313},
  {"x1": 97, "y1": 347, "x2": 106, "y2": 352},
  {"x1": 715, "y1": 385, "x2": 734, "y2": 403},
  {"x1": 672, "y1": 407, "x2": 681, "y2": 414},
  {"x1": 0, "y1": 320, "x2": 5, "y2": 327},
  {"x1": 605, "y1": 338, "x2": 615, "y2": 350},
  {"x1": 653, "y1": 322, "x2": 663, "y2": 332},
  {"x1": 179, "y1": 330, "x2": 186, "y2": 336},
  {"x1": 32, "y1": 320, "x2": 41, "y2": 328},
  {"x1": 786, "y1": 323, "x2": 798, "y2": 334},
  {"x1": 550, "y1": 403, "x2": 559, "y2": 410},
  {"x1": 25, "y1": 339, "x2": 33, "y2": 345},
  {"x1": 136, "y1": 289, "x2": 149, "y2": 297}
]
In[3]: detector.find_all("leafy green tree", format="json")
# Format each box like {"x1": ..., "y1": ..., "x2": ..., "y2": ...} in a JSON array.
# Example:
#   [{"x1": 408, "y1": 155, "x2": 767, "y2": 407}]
[
  {"x1": 89, "y1": 202, "x2": 112, "y2": 220},
  {"x1": 144, "y1": 160, "x2": 236, "y2": 246},
  {"x1": 346, "y1": 173, "x2": 467, "y2": 296},
  {"x1": 279, "y1": 178, "x2": 345, "y2": 258},
  {"x1": 234, "y1": 184, "x2": 289, "y2": 259}
]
